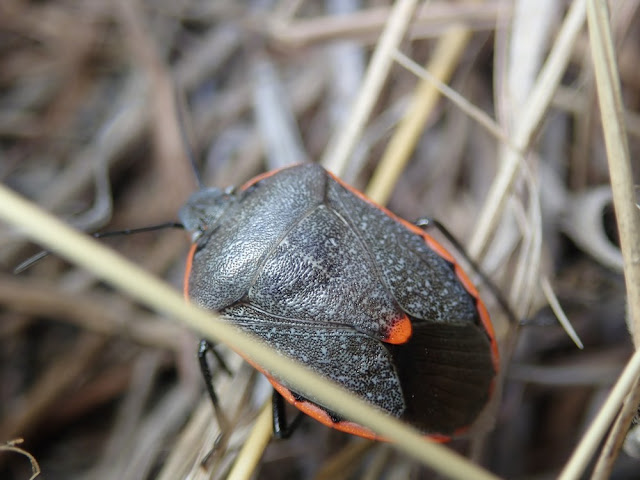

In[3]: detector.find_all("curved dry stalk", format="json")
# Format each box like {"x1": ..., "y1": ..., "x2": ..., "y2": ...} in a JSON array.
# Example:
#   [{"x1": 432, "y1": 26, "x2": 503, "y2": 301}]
[
  {"x1": 561, "y1": 187, "x2": 624, "y2": 272},
  {"x1": 0, "y1": 439, "x2": 41, "y2": 480}
]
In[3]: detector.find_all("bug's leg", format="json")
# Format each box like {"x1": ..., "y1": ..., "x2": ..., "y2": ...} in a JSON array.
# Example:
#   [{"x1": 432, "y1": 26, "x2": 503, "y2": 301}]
[
  {"x1": 198, "y1": 339, "x2": 231, "y2": 434},
  {"x1": 415, "y1": 217, "x2": 519, "y2": 325},
  {"x1": 272, "y1": 389, "x2": 304, "y2": 439}
]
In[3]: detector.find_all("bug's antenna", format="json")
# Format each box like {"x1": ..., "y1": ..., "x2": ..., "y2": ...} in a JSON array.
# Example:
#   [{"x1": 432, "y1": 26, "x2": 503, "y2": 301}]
[
  {"x1": 175, "y1": 89, "x2": 205, "y2": 190},
  {"x1": 92, "y1": 222, "x2": 184, "y2": 238},
  {"x1": 14, "y1": 222, "x2": 184, "y2": 274}
]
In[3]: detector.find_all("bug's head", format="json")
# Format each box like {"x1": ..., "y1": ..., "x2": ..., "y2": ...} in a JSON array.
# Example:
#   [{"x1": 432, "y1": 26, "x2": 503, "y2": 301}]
[{"x1": 178, "y1": 186, "x2": 236, "y2": 242}]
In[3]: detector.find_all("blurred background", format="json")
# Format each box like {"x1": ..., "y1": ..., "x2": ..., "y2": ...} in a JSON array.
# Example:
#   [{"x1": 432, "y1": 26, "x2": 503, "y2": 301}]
[{"x1": 1, "y1": 1, "x2": 639, "y2": 479}]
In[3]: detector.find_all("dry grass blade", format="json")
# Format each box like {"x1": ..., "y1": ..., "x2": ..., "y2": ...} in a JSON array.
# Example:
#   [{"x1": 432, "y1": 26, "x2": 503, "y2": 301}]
[
  {"x1": 87, "y1": 352, "x2": 163, "y2": 480},
  {"x1": 559, "y1": 350, "x2": 640, "y2": 480},
  {"x1": 0, "y1": 182, "x2": 502, "y2": 480},
  {"x1": 391, "y1": 50, "x2": 515, "y2": 151},
  {"x1": 365, "y1": 26, "x2": 471, "y2": 205},
  {"x1": 4, "y1": 1, "x2": 640, "y2": 478},
  {"x1": 322, "y1": 0, "x2": 419, "y2": 177},
  {"x1": 572, "y1": 0, "x2": 640, "y2": 477},
  {"x1": 469, "y1": 0, "x2": 587, "y2": 259},
  {"x1": 585, "y1": 0, "x2": 640, "y2": 347},
  {"x1": 592, "y1": 379, "x2": 640, "y2": 479},
  {"x1": 267, "y1": 1, "x2": 508, "y2": 47},
  {"x1": 252, "y1": 58, "x2": 309, "y2": 169},
  {"x1": 541, "y1": 276, "x2": 584, "y2": 349},
  {"x1": 226, "y1": 404, "x2": 273, "y2": 480},
  {"x1": 0, "y1": 276, "x2": 184, "y2": 351}
]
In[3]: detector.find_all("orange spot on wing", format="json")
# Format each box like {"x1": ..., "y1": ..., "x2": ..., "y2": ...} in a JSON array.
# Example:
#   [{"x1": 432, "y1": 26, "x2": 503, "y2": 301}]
[{"x1": 385, "y1": 314, "x2": 412, "y2": 344}]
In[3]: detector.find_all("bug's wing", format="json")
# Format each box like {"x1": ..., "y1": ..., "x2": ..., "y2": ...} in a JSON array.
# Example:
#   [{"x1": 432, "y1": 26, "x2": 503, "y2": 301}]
[
  {"x1": 186, "y1": 168, "x2": 328, "y2": 311},
  {"x1": 325, "y1": 178, "x2": 481, "y2": 328},
  {"x1": 223, "y1": 304, "x2": 494, "y2": 435},
  {"x1": 389, "y1": 318, "x2": 495, "y2": 434},
  {"x1": 247, "y1": 200, "x2": 411, "y2": 342},
  {"x1": 221, "y1": 304, "x2": 406, "y2": 418},
  {"x1": 321, "y1": 179, "x2": 497, "y2": 434}
]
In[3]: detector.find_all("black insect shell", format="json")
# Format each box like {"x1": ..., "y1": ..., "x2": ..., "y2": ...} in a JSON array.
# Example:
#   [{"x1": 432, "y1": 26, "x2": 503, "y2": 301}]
[{"x1": 179, "y1": 163, "x2": 496, "y2": 436}]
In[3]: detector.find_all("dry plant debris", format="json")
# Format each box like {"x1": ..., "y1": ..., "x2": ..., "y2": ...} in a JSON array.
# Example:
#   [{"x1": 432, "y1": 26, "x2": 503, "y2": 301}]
[{"x1": 1, "y1": 1, "x2": 639, "y2": 479}]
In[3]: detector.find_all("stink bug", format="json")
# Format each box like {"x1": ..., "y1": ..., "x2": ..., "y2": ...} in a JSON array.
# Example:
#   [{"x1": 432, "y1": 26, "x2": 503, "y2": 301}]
[{"x1": 179, "y1": 163, "x2": 499, "y2": 440}]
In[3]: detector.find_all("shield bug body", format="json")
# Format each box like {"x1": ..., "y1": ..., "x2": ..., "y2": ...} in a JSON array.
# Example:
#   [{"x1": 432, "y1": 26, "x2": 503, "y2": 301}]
[{"x1": 179, "y1": 163, "x2": 498, "y2": 440}]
